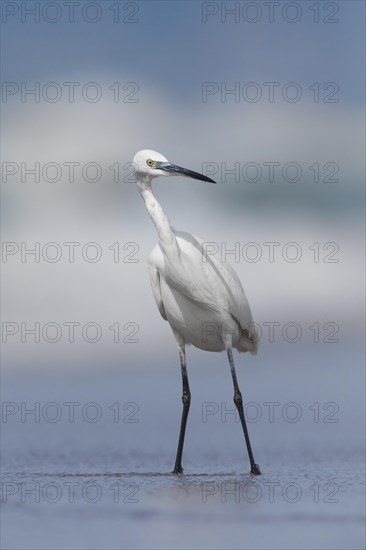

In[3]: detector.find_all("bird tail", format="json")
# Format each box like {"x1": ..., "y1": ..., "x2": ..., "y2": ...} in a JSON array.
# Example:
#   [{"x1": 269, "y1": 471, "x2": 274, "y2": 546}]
[{"x1": 238, "y1": 325, "x2": 260, "y2": 355}]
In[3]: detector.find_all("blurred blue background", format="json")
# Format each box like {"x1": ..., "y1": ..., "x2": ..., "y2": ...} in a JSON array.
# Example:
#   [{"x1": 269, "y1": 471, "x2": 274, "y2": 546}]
[{"x1": 1, "y1": 1, "x2": 365, "y2": 549}]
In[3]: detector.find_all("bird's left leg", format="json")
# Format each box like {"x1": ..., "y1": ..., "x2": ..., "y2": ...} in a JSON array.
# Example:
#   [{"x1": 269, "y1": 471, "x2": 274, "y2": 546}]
[
  {"x1": 227, "y1": 348, "x2": 261, "y2": 475},
  {"x1": 173, "y1": 345, "x2": 191, "y2": 475}
]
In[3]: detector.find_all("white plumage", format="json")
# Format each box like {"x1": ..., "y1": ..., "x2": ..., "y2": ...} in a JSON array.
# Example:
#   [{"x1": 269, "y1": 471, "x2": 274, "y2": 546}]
[
  {"x1": 132, "y1": 149, "x2": 261, "y2": 476},
  {"x1": 148, "y1": 231, "x2": 258, "y2": 354}
]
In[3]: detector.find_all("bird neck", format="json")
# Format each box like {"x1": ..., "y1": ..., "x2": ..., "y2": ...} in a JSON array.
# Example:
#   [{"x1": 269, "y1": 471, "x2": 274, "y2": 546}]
[{"x1": 137, "y1": 178, "x2": 179, "y2": 254}]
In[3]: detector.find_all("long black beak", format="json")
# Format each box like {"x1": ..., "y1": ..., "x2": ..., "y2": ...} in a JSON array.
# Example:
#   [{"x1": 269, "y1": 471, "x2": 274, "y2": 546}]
[{"x1": 156, "y1": 162, "x2": 216, "y2": 183}]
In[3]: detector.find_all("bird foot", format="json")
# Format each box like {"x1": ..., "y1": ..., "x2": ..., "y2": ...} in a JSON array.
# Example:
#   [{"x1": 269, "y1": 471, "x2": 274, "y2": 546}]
[
  {"x1": 250, "y1": 464, "x2": 261, "y2": 476},
  {"x1": 172, "y1": 466, "x2": 184, "y2": 476}
]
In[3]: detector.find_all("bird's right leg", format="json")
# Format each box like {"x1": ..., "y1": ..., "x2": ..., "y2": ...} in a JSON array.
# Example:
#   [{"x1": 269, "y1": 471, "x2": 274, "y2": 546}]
[
  {"x1": 172, "y1": 345, "x2": 191, "y2": 475},
  {"x1": 227, "y1": 348, "x2": 261, "y2": 476}
]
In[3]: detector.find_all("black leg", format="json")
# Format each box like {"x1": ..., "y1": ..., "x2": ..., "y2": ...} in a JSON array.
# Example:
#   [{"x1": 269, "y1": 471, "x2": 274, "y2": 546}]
[
  {"x1": 227, "y1": 348, "x2": 261, "y2": 475},
  {"x1": 173, "y1": 347, "x2": 191, "y2": 475}
]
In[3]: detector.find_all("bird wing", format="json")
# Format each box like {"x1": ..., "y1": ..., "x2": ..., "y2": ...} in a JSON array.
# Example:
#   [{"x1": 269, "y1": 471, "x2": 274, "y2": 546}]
[
  {"x1": 148, "y1": 232, "x2": 257, "y2": 345},
  {"x1": 173, "y1": 231, "x2": 256, "y2": 334},
  {"x1": 148, "y1": 246, "x2": 167, "y2": 321}
]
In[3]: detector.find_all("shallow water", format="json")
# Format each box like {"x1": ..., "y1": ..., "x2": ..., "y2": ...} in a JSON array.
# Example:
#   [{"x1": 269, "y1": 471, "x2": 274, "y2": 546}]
[
  {"x1": 2, "y1": 461, "x2": 365, "y2": 550},
  {"x1": 2, "y1": 350, "x2": 365, "y2": 549}
]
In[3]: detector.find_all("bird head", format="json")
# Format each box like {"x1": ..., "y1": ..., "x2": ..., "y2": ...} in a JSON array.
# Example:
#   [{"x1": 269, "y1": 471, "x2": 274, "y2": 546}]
[{"x1": 132, "y1": 150, "x2": 216, "y2": 183}]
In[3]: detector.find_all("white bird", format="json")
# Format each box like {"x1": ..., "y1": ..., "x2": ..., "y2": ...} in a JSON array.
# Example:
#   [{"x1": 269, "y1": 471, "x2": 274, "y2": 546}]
[{"x1": 133, "y1": 149, "x2": 261, "y2": 475}]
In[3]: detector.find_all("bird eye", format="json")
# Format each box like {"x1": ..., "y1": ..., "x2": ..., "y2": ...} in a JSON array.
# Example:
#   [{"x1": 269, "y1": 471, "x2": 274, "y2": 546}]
[{"x1": 146, "y1": 159, "x2": 155, "y2": 167}]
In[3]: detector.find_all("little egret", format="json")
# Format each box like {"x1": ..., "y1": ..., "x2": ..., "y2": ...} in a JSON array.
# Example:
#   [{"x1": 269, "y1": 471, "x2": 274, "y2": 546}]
[{"x1": 133, "y1": 149, "x2": 261, "y2": 476}]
